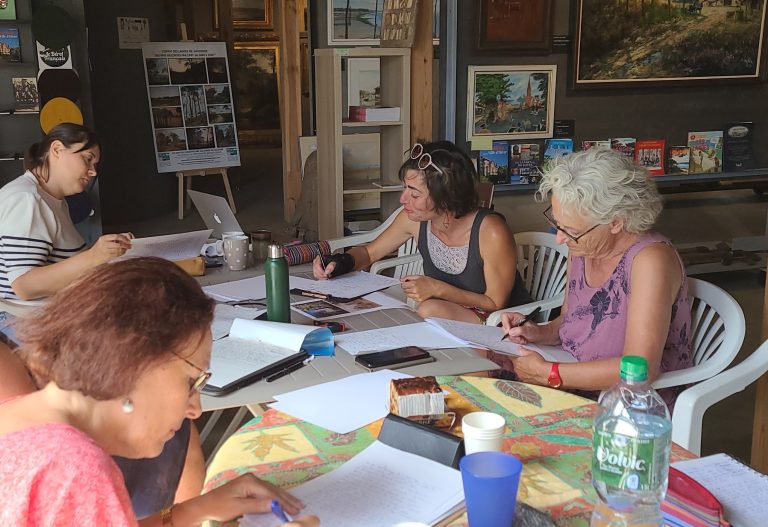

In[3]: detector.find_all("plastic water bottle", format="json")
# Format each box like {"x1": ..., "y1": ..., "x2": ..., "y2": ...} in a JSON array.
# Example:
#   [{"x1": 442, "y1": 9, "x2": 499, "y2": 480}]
[
  {"x1": 590, "y1": 356, "x2": 672, "y2": 527},
  {"x1": 265, "y1": 243, "x2": 291, "y2": 323}
]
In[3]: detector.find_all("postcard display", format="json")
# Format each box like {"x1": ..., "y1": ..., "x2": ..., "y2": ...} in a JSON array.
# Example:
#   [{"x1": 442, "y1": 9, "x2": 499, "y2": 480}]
[{"x1": 141, "y1": 42, "x2": 240, "y2": 173}]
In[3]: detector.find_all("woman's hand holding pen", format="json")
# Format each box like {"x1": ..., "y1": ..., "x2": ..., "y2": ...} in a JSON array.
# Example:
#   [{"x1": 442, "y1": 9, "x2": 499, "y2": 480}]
[
  {"x1": 500, "y1": 311, "x2": 544, "y2": 345},
  {"x1": 312, "y1": 256, "x2": 334, "y2": 280}
]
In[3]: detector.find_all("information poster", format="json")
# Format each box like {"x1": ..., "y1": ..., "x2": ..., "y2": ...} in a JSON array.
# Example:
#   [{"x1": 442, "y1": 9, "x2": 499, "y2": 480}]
[{"x1": 141, "y1": 42, "x2": 240, "y2": 173}]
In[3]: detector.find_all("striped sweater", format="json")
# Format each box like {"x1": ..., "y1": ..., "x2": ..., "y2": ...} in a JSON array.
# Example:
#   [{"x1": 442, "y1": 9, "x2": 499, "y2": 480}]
[{"x1": 0, "y1": 172, "x2": 86, "y2": 299}]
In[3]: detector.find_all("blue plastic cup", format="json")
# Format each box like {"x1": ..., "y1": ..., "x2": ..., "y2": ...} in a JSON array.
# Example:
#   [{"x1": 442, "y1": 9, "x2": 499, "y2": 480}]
[{"x1": 460, "y1": 452, "x2": 523, "y2": 527}]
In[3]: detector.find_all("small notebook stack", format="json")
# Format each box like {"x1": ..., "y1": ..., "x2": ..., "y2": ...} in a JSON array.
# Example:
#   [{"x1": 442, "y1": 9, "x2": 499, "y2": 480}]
[{"x1": 389, "y1": 376, "x2": 445, "y2": 418}]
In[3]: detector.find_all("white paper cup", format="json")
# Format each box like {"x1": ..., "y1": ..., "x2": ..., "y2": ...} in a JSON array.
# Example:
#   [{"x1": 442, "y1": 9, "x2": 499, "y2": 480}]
[
  {"x1": 462, "y1": 411, "x2": 506, "y2": 455},
  {"x1": 223, "y1": 235, "x2": 249, "y2": 271}
]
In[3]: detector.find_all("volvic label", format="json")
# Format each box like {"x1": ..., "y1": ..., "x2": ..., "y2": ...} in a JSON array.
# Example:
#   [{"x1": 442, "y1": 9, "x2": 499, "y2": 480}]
[{"x1": 592, "y1": 429, "x2": 658, "y2": 491}]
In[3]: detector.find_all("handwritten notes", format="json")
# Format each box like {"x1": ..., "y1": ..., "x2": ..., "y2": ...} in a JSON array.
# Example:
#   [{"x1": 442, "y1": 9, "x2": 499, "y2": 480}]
[
  {"x1": 123, "y1": 229, "x2": 212, "y2": 261},
  {"x1": 290, "y1": 272, "x2": 401, "y2": 299},
  {"x1": 333, "y1": 322, "x2": 466, "y2": 355}
]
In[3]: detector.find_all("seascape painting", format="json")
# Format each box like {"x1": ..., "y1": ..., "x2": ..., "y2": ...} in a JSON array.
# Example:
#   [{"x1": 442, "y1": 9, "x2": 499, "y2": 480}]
[
  {"x1": 575, "y1": 0, "x2": 768, "y2": 87},
  {"x1": 467, "y1": 65, "x2": 556, "y2": 142}
]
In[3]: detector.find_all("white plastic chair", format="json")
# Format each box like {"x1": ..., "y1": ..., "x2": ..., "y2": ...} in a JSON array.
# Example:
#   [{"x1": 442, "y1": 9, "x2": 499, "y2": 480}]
[
  {"x1": 485, "y1": 231, "x2": 568, "y2": 326},
  {"x1": 671, "y1": 339, "x2": 768, "y2": 455},
  {"x1": 652, "y1": 277, "x2": 745, "y2": 390}
]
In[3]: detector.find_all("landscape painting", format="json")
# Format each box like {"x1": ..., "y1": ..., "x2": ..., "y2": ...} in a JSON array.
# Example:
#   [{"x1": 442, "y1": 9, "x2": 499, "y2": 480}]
[
  {"x1": 467, "y1": 65, "x2": 556, "y2": 142},
  {"x1": 329, "y1": 0, "x2": 440, "y2": 45},
  {"x1": 574, "y1": 0, "x2": 768, "y2": 88},
  {"x1": 232, "y1": 42, "x2": 281, "y2": 145}
]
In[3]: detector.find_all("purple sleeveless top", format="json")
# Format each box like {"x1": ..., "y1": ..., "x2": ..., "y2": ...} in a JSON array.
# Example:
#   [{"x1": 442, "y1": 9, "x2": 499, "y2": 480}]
[{"x1": 559, "y1": 232, "x2": 692, "y2": 409}]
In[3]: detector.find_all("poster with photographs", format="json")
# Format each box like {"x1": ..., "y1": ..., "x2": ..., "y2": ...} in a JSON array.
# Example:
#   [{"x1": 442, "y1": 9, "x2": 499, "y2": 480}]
[{"x1": 141, "y1": 42, "x2": 240, "y2": 173}]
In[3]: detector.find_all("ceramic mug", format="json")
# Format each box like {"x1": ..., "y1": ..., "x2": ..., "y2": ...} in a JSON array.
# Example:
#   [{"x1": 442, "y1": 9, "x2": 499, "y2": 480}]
[{"x1": 223, "y1": 235, "x2": 249, "y2": 271}]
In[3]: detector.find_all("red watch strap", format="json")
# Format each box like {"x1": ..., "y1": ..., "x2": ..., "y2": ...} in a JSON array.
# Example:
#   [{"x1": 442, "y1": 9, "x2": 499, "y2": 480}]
[{"x1": 548, "y1": 362, "x2": 562, "y2": 389}]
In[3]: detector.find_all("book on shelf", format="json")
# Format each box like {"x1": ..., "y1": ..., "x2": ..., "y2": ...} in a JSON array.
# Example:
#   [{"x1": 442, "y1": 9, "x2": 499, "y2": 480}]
[
  {"x1": 543, "y1": 138, "x2": 574, "y2": 166},
  {"x1": 610, "y1": 137, "x2": 636, "y2": 159},
  {"x1": 0, "y1": 27, "x2": 21, "y2": 63},
  {"x1": 347, "y1": 105, "x2": 401, "y2": 122},
  {"x1": 11, "y1": 78, "x2": 39, "y2": 112},
  {"x1": 509, "y1": 141, "x2": 543, "y2": 184},
  {"x1": 723, "y1": 122, "x2": 755, "y2": 171},
  {"x1": 688, "y1": 130, "x2": 723, "y2": 174},
  {"x1": 635, "y1": 139, "x2": 665, "y2": 176},
  {"x1": 582, "y1": 139, "x2": 610, "y2": 151},
  {"x1": 667, "y1": 146, "x2": 690, "y2": 175},
  {"x1": 477, "y1": 140, "x2": 509, "y2": 184}
]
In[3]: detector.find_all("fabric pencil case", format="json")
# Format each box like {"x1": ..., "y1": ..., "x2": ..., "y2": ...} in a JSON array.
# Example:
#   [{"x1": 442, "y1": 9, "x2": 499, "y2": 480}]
[{"x1": 283, "y1": 241, "x2": 331, "y2": 266}]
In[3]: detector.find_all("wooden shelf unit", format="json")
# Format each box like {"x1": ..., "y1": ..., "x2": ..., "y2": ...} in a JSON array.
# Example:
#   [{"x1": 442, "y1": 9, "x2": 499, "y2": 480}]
[{"x1": 314, "y1": 47, "x2": 411, "y2": 239}]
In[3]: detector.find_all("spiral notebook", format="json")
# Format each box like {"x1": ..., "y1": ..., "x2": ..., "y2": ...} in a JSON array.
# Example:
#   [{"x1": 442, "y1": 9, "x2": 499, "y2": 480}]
[{"x1": 673, "y1": 453, "x2": 768, "y2": 527}]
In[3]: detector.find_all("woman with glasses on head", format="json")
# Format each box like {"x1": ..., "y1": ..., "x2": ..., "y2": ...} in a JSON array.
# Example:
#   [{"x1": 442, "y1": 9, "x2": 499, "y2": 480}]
[
  {"x1": 313, "y1": 140, "x2": 531, "y2": 323},
  {"x1": 0, "y1": 257, "x2": 318, "y2": 527},
  {"x1": 0, "y1": 123, "x2": 133, "y2": 304},
  {"x1": 496, "y1": 148, "x2": 692, "y2": 409}
]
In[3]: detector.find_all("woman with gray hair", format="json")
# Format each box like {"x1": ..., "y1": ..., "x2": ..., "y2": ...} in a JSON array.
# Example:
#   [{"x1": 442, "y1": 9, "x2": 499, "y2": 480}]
[{"x1": 496, "y1": 148, "x2": 692, "y2": 409}]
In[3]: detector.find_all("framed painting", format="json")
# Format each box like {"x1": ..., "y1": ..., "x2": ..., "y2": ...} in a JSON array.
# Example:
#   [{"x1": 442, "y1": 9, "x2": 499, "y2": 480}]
[
  {"x1": 573, "y1": 0, "x2": 768, "y2": 89},
  {"x1": 476, "y1": 0, "x2": 553, "y2": 53},
  {"x1": 466, "y1": 65, "x2": 557, "y2": 142},
  {"x1": 231, "y1": 42, "x2": 281, "y2": 145},
  {"x1": 232, "y1": 0, "x2": 273, "y2": 30},
  {"x1": 328, "y1": 0, "x2": 439, "y2": 46},
  {"x1": 347, "y1": 58, "x2": 381, "y2": 112}
]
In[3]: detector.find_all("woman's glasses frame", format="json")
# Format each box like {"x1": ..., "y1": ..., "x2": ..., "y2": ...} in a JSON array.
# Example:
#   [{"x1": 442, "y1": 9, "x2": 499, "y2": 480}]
[
  {"x1": 172, "y1": 351, "x2": 212, "y2": 394},
  {"x1": 542, "y1": 205, "x2": 600, "y2": 244},
  {"x1": 407, "y1": 143, "x2": 444, "y2": 175}
]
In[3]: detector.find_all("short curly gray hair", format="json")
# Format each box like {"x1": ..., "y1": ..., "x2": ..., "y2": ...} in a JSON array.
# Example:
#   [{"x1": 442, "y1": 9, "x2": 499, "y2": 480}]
[{"x1": 537, "y1": 148, "x2": 662, "y2": 234}]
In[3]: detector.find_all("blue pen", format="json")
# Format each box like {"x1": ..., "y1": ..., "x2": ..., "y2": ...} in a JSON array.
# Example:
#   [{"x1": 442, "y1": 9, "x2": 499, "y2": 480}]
[{"x1": 271, "y1": 499, "x2": 293, "y2": 523}]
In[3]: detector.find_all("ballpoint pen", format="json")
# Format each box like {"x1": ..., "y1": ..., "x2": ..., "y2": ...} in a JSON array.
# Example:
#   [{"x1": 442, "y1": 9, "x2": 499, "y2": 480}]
[
  {"x1": 500, "y1": 306, "x2": 542, "y2": 341},
  {"x1": 266, "y1": 355, "x2": 314, "y2": 383},
  {"x1": 271, "y1": 499, "x2": 293, "y2": 523}
]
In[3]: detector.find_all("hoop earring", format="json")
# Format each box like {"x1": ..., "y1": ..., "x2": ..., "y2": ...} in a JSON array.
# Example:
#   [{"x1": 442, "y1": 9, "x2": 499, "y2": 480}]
[{"x1": 122, "y1": 398, "x2": 134, "y2": 414}]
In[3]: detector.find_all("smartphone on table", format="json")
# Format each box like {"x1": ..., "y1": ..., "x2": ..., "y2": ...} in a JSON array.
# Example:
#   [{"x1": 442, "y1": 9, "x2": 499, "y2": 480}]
[{"x1": 354, "y1": 346, "x2": 436, "y2": 372}]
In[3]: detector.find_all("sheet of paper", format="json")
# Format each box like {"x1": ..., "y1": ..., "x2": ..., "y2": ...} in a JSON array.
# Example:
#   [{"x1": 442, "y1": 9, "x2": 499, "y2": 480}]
[
  {"x1": 425, "y1": 318, "x2": 577, "y2": 363},
  {"x1": 241, "y1": 441, "x2": 464, "y2": 527},
  {"x1": 290, "y1": 271, "x2": 401, "y2": 299},
  {"x1": 673, "y1": 453, "x2": 768, "y2": 527},
  {"x1": 290, "y1": 291, "x2": 407, "y2": 320},
  {"x1": 333, "y1": 321, "x2": 466, "y2": 355},
  {"x1": 269, "y1": 370, "x2": 412, "y2": 434},
  {"x1": 203, "y1": 276, "x2": 267, "y2": 302},
  {"x1": 229, "y1": 318, "x2": 334, "y2": 356},
  {"x1": 211, "y1": 304, "x2": 265, "y2": 341},
  {"x1": 123, "y1": 229, "x2": 212, "y2": 261},
  {"x1": 209, "y1": 338, "x2": 297, "y2": 388}
]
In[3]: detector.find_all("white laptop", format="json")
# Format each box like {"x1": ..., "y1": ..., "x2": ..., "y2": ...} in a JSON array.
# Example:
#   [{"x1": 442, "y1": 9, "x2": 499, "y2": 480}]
[{"x1": 187, "y1": 190, "x2": 243, "y2": 239}]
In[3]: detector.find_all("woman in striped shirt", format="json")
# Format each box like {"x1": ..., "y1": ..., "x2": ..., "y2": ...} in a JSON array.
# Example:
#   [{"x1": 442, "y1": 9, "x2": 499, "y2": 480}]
[{"x1": 0, "y1": 123, "x2": 132, "y2": 302}]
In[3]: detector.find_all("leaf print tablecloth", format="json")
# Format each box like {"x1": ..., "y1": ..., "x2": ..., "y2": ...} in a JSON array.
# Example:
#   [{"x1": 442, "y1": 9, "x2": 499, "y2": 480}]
[{"x1": 203, "y1": 376, "x2": 694, "y2": 527}]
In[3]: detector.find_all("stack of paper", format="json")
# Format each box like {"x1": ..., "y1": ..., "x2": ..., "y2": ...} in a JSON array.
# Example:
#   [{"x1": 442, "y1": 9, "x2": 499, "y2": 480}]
[
  {"x1": 426, "y1": 317, "x2": 577, "y2": 363},
  {"x1": 269, "y1": 370, "x2": 412, "y2": 434},
  {"x1": 333, "y1": 321, "x2": 467, "y2": 355},
  {"x1": 210, "y1": 304, "x2": 265, "y2": 341},
  {"x1": 123, "y1": 229, "x2": 212, "y2": 260},
  {"x1": 241, "y1": 441, "x2": 464, "y2": 527}
]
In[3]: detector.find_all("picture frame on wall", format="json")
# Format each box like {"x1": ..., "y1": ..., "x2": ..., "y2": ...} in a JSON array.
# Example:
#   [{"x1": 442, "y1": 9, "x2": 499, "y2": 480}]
[
  {"x1": 232, "y1": 0, "x2": 273, "y2": 30},
  {"x1": 0, "y1": 0, "x2": 16, "y2": 20},
  {"x1": 381, "y1": 0, "x2": 419, "y2": 48},
  {"x1": 232, "y1": 42, "x2": 281, "y2": 145},
  {"x1": 476, "y1": 0, "x2": 553, "y2": 53},
  {"x1": 573, "y1": 0, "x2": 768, "y2": 88},
  {"x1": 328, "y1": 0, "x2": 440, "y2": 46},
  {"x1": 466, "y1": 64, "x2": 556, "y2": 142}
]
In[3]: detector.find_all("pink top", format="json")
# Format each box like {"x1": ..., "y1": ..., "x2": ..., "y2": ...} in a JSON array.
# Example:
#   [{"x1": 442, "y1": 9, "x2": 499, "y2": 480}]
[
  {"x1": 0, "y1": 422, "x2": 138, "y2": 527},
  {"x1": 559, "y1": 232, "x2": 693, "y2": 409}
]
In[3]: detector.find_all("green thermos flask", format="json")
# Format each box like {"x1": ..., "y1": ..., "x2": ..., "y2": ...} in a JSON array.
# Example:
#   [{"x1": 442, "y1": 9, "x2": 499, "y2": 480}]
[{"x1": 265, "y1": 243, "x2": 291, "y2": 323}]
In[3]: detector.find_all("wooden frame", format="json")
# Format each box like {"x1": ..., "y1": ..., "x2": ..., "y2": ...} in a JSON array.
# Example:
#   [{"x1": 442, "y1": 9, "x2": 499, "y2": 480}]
[
  {"x1": 466, "y1": 64, "x2": 556, "y2": 142},
  {"x1": 381, "y1": 0, "x2": 419, "y2": 48},
  {"x1": 328, "y1": 0, "x2": 439, "y2": 46},
  {"x1": 231, "y1": 42, "x2": 281, "y2": 145},
  {"x1": 476, "y1": 0, "x2": 553, "y2": 53},
  {"x1": 573, "y1": 0, "x2": 768, "y2": 89},
  {"x1": 232, "y1": 0, "x2": 273, "y2": 30}
]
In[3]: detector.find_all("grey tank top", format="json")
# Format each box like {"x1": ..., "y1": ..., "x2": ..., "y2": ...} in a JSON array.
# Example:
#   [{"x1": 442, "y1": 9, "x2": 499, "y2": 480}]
[{"x1": 418, "y1": 208, "x2": 531, "y2": 309}]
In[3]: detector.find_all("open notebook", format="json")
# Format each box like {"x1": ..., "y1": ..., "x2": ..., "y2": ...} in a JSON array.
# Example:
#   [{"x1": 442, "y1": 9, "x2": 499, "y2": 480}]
[{"x1": 204, "y1": 319, "x2": 333, "y2": 396}]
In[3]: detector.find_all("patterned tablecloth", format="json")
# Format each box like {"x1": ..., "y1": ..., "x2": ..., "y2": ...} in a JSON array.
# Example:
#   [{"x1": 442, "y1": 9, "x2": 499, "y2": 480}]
[{"x1": 204, "y1": 376, "x2": 694, "y2": 527}]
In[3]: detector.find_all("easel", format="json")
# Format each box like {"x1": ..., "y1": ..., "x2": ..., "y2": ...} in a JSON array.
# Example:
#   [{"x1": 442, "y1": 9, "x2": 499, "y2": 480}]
[{"x1": 176, "y1": 168, "x2": 236, "y2": 220}]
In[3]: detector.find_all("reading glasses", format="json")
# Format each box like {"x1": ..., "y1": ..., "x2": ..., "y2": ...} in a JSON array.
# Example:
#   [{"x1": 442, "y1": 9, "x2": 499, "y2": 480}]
[
  {"x1": 542, "y1": 205, "x2": 601, "y2": 244},
  {"x1": 172, "y1": 351, "x2": 212, "y2": 394}
]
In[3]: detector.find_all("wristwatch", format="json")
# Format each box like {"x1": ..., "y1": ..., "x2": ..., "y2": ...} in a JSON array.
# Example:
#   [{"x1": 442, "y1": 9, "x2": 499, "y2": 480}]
[{"x1": 547, "y1": 362, "x2": 562, "y2": 389}]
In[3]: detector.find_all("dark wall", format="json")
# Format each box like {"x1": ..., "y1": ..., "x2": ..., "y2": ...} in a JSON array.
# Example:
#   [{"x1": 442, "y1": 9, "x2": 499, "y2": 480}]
[
  {"x1": 84, "y1": 1, "x2": 175, "y2": 226},
  {"x1": 453, "y1": 0, "x2": 768, "y2": 167}
]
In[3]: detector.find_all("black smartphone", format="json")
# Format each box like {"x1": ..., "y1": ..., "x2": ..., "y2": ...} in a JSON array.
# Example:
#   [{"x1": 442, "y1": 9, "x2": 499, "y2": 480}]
[{"x1": 354, "y1": 346, "x2": 436, "y2": 372}]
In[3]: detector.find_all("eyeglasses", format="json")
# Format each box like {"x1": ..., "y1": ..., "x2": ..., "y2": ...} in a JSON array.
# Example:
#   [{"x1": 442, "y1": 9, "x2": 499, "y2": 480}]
[
  {"x1": 408, "y1": 143, "x2": 444, "y2": 175},
  {"x1": 542, "y1": 205, "x2": 600, "y2": 244},
  {"x1": 172, "y1": 352, "x2": 212, "y2": 394}
]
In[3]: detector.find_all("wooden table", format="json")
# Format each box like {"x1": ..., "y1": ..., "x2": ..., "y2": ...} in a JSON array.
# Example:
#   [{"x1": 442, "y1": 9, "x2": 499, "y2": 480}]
[{"x1": 203, "y1": 376, "x2": 696, "y2": 527}]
